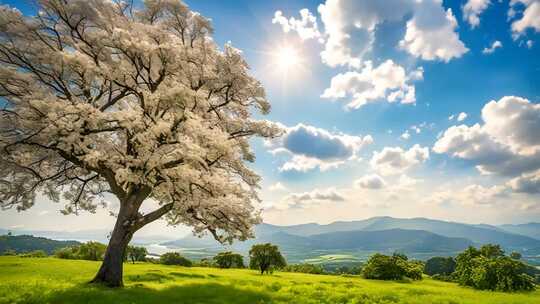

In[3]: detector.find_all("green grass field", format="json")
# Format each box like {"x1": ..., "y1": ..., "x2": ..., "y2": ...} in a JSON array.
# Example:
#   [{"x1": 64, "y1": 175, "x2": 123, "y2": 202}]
[{"x1": 1, "y1": 256, "x2": 539, "y2": 304}]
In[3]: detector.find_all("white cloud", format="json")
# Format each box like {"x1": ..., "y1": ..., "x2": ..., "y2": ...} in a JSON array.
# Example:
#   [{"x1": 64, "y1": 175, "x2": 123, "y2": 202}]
[
  {"x1": 266, "y1": 123, "x2": 373, "y2": 172},
  {"x1": 272, "y1": 9, "x2": 323, "y2": 41},
  {"x1": 457, "y1": 112, "x2": 468, "y2": 121},
  {"x1": 370, "y1": 144, "x2": 430, "y2": 175},
  {"x1": 527, "y1": 40, "x2": 534, "y2": 48},
  {"x1": 410, "y1": 125, "x2": 421, "y2": 134},
  {"x1": 510, "y1": 0, "x2": 540, "y2": 37},
  {"x1": 269, "y1": 182, "x2": 288, "y2": 192},
  {"x1": 463, "y1": 0, "x2": 491, "y2": 28},
  {"x1": 448, "y1": 114, "x2": 455, "y2": 120},
  {"x1": 507, "y1": 169, "x2": 540, "y2": 194},
  {"x1": 355, "y1": 174, "x2": 386, "y2": 189},
  {"x1": 399, "y1": 6, "x2": 469, "y2": 62},
  {"x1": 316, "y1": 0, "x2": 468, "y2": 67},
  {"x1": 482, "y1": 40, "x2": 502, "y2": 54},
  {"x1": 426, "y1": 184, "x2": 507, "y2": 206},
  {"x1": 400, "y1": 130, "x2": 411, "y2": 140},
  {"x1": 321, "y1": 60, "x2": 422, "y2": 109},
  {"x1": 273, "y1": 188, "x2": 346, "y2": 209},
  {"x1": 433, "y1": 96, "x2": 540, "y2": 176}
]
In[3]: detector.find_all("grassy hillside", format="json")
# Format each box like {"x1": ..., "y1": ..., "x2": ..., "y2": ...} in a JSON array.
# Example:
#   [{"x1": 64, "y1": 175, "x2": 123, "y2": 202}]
[
  {"x1": 1, "y1": 257, "x2": 539, "y2": 304},
  {"x1": 0, "y1": 234, "x2": 80, "y2": 255}
]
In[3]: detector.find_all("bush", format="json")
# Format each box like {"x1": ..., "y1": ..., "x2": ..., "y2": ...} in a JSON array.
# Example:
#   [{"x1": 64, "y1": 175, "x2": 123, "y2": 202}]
[
  {"x1": 20, "y1": 250, "x2": 47, "y2": 258},
  {"x1": 455, "y1": 244, "x2": 536, "y2": 292},
  {"x1": 76, "y1": 241, "x2": 106, "y2": 261},
  {"x1": 282, "y1": 263, "x2": 325, "y2": 274},
  {"x1": 54, "y1": 246, "x2": 79, "y2": 259},
  {"x1": 213, "y1": 251, "x2": 244, "y2": 268},
  {"x1": 424, "y1": 256, "x2": 456, "y2": 276},
  {"x1": 362, "y1": 253, "x2": 422, "y2": 281},
  {"x1": 54, "y1": 241, "x2": 106, "y2": 261},
  {"x1": 160, "y1": 252, "x2": 192, "y2": 266},
  {"x1": 2, "y1": 249, "x2": 17, "y2": 256},
  {"x1": 333, "y1": 265, "x2": 363, "y2": 275},
  {"x1": 196, "y1": 258, "x2": 215, "y2": 267}
]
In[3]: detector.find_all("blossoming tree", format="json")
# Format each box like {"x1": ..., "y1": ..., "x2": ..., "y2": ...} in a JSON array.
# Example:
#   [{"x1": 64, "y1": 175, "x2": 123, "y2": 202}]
[{"x1": 0, "y1": 0, "x2": 280, "y2": 286}]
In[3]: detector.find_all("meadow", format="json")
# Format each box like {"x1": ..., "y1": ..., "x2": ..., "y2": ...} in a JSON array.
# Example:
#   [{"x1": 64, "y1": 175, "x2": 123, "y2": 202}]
[{"x1": 1, "y1": 256, "x2": 539, "y2": 304}]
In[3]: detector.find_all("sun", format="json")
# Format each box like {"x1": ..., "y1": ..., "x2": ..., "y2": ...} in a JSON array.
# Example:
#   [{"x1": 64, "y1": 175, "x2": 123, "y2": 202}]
[{"x1": 275, "y1": 46, "x2": 300, "y2": 71}]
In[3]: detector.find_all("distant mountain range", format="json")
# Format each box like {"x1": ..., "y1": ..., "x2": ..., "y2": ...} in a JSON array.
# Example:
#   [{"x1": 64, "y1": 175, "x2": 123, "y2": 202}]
[
  {"x1": 2, "y1": 216, "x2": 539, "y2": 263},
  {"x1": 163, "y1": 216, "x2": 540, "y2": 262}
]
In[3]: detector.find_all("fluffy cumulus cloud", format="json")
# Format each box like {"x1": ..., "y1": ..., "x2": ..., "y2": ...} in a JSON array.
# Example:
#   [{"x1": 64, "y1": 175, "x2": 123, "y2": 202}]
[
  {"x1": 273, "y1": 188, "x2": 346, "y2": 209},
  {"x1": 315, "y1": 0, "x2": 468, "y2": 67},
  {"x1": 462, "y1": 0, "x2": 491, "y2": 28},
  {"x1": 482, "y1": 41, "x2": 502, "y2": 54},
  {"x1": 434, "y1": 96, "x2": 540, "y2": 176},
  {"x1": 266, "y1": 123, "x2": 373, "y2": 172},
  {"x1": 321, "y1": 60, "x2": 422, "y2": 109},
  {"x1": 272, "y1": 9, "x2": 322, "y2": 41},
  {"x1": 399, "y1": 4, "x2": 469, "y2": 62},
  {"x1": 370, "y1": 144, "x2": 430, "y2": 175},
  {"x1": 355, "y1": 174, "x2": 386, "y2": 189},
  {"x1": 510, "y1": 0, "x2": 540, "y2": 36}
]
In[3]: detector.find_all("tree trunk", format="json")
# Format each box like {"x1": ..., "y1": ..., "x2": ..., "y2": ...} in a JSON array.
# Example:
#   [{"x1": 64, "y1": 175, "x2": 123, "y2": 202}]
[{"x1": 90, "y1": 204, "x2": 135, "y2": 287}]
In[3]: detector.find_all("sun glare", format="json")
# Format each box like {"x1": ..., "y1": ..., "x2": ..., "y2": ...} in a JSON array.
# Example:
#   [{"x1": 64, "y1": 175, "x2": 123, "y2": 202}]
[{"x1": 275, "y1": 46, "x2": 300, "y2": 71}]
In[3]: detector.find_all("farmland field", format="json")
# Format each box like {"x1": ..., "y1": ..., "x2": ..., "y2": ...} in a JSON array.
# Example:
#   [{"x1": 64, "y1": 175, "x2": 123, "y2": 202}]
[{"x1": 1, "y1": 256, "x2": 539, "y2": 304}]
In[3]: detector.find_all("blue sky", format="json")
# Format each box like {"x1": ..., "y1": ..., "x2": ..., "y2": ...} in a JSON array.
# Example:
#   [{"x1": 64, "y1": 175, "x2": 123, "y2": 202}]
[{"x1": 1, "y1": 0, "x2": 539, "y2": 234}]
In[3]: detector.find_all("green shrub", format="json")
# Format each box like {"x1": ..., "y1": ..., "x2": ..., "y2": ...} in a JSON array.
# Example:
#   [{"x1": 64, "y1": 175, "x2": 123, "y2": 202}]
[
  {"x1": 76, "y1": 241, "x2": 106, "y2": 261},
  {"x1": 362, "y1": 253, "x2": 422, "y2": 281},
  {"x1": 54, "y1": 247, "x2": 78, "y2": 259},
  {"x1": 160, "y1": 252, "x2": 192, "y2": 266},
  {"x1": 455, "y1": 244, "x2": 536, "y2": 292},
  {"x1": 54, "y1": 242, "x2": 106, "y2": 261},
  {"x1": 2, "y1": 249, "x2": 17, "y2": 256},
  {"x1": 283, "y1": 263, "x2": 325, "y2": 274},
  {"x1": 20, "y1": 250, "x2": 47, "y2": 258}
]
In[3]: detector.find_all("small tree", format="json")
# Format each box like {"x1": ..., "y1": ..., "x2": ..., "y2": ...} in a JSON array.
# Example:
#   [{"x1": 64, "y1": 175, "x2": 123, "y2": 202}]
[
  {"x1": 160, "y1": 252, "x2": 192, "y2": 266},
  {"x1": 249, "y1": 243, "x2": 286, "y2": 274},
  {"x1": 0, "y1": 0, "x2": 280, "y2": 287},
  {"x1": 55, "y1": 246, "x2": 78, "y2": 259},
  {"x1": 126, "y1": 245, "x2": 147, "y2": 264},
  {"x1": 213, "y1": 251, "x2": 244, "y2": 268}
]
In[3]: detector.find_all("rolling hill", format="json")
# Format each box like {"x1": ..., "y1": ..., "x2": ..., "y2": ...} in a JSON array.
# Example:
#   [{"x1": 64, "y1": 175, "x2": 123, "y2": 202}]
[
  {"x1": 163, "y1": 217, "x2": 540, "y2": 263},
  {"x1": 0, "y1": 234, "x2": 80, "y2": 254}
]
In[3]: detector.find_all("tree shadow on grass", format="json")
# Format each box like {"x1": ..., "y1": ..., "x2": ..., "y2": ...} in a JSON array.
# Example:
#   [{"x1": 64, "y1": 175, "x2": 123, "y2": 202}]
[
  {"x1": 168, "y1": 272, "x2": 206, "y2": 279},
  {"x1": 39, "y1": 282, "x2": 272, "y2": 304}
]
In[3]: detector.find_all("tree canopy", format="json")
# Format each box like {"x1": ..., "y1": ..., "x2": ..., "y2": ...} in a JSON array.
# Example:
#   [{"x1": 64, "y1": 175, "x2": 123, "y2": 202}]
[
  {"x1": 249, "y1": 243, "x2": 286, "y2": 274},
  {"x1": 213, "y1": 251, "x2": 244, "y2": 269},
  {"x1": 0, "y1": 0, "x2": 280, "y2": 286}
]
